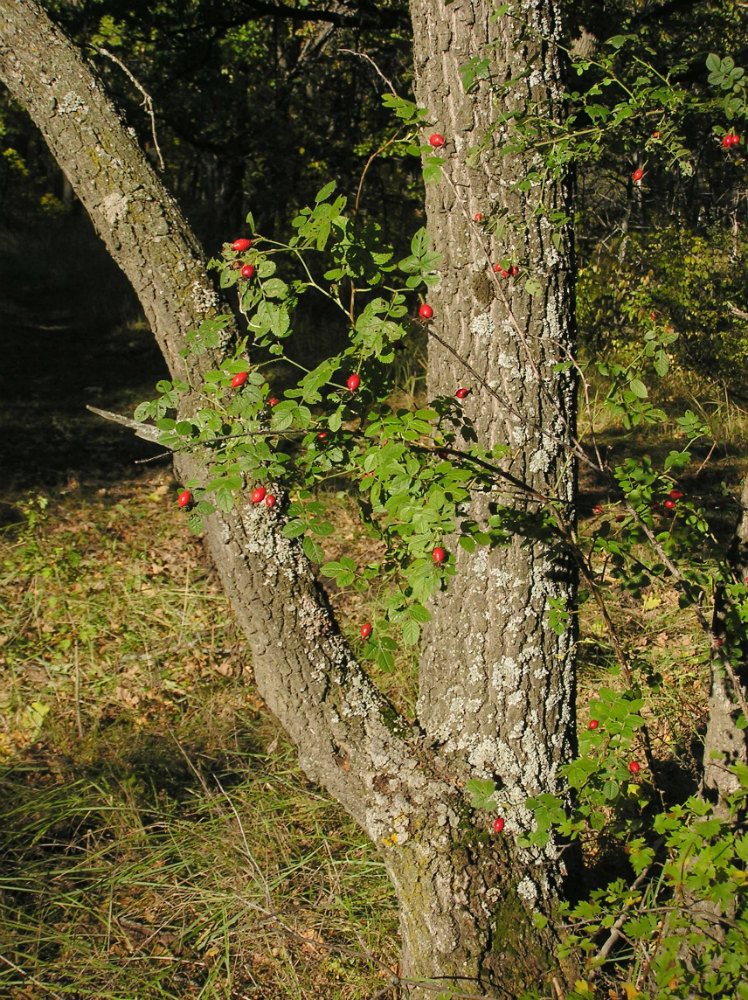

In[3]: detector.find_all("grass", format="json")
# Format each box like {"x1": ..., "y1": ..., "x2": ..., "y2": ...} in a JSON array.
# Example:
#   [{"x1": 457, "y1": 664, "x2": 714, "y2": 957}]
[{"x1": 0, "y1": 476, "x2": 399, "y2": 1000}]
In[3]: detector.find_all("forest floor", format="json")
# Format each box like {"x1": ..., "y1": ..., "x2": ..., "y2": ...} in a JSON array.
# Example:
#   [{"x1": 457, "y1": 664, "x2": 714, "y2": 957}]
[{"x1": 1, "y1": 211, "x2": 747, "y2": 999}]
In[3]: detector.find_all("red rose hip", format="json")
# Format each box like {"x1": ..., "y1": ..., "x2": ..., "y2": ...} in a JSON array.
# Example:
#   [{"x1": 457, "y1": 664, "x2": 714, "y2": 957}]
[
  {"x1": 455, "y1": 388, "x2": 469, "y2": 399},
  {"x1": 251, "y1": 486, "x2": 267, "y2": 503},
  {"x1": 240, "y1": 264, "x2": 255, "y2": 278},
  {"x1": 432, "y1": 546, "x2": 446, "y2": 564},
  {"x1": 231, "y1": 371, "x2": 248, "y2": 388},
  {"x1": 265, "y1": 494, "x2": 276, "y2": 508},
  {"x1": 177, "y1": 489, "x2": 191, "y2": 508},
  {"x1": 629, "y1": 761, "x2": 640, "y2": 775},
  {"x1": 632, "y1": 168, "x2": 644, "y2": 181},
  {"x1": 493, "y1": 817, "x2": 505, "y2": 834},
  {"x1": 429, "y1": 133, "x2": 445, "y2": 148},
  {"x1": 232, "y1": 238, "x2": 252, "y2": 251},
  {"x1": 419, "y1": 303, "x2": 433, "y2": 320},
  {"x1": 588, "y1": 719, "x2": 599, "y2": 730},
  {"x1": 360, "y1": 622, "x2": 372, "y2": 639},
  {"x1": 346, "y1": 373, "x2": 360, "y2": 392}
]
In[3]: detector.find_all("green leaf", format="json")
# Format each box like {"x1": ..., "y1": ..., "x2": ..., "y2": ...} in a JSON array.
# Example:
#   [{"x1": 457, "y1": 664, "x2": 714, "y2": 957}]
[
  {"x1": 423, "y1": 157, "x2": 444, "y2": 183},
  {"x1": 466, "y1": 778, "x2": 497, "y2": 811},
  {"x1": 401, "y1": 619, "x2": 420, "y2": 645},
  {"x1": 214, "y1": 486, "x2": 235, "y2": 512},
  {"x1": 262, "y1": 278, "x2": 289, "y2": 299},
  {"x1": 303, "y1": 534, "x2": 324, "y2": 563},
  {"x1": 410, "y1": 227, "x2": 430, "y2": 258},
  {"x1": 282, "y1": 519, "x2": 306, "y2": 539},
  {"x1": 629, "y1": 378, "x2": 648, "y2": 398},
  {"x1": 311, "y1": 520, "x2": 334, "y2": 537},
  {"x1": 603, "y1": 779, "x2": 620, "y2": 800},
  {"x1": 187, "y1": 512, "x2": 204, "y2": 535},
  {"x1": 315, "y1": 180, "x2": 337, "y2": 203}
]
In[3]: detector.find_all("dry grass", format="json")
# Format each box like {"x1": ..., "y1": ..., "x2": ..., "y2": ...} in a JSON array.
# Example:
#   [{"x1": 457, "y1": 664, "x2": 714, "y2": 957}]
[{"x1": 0, "y1": 472, "x2": 399, "y2": 1000}]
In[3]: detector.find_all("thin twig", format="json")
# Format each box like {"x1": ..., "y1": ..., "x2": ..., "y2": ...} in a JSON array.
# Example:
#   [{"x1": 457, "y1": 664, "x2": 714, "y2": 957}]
[
  {"x1": 0, "y1": 953, "x2": 66, "y2": 1000},
  {"x1": 96, "y1": 47, "x2": 165, "y2": 170},
  {"x1": 589, "y1": 836, "x2": 665, "y2": 975},
  {"x1": 339, "y1": 49, "x2": 397, "y2": 96},
  {"x1": 73, "y1": 640, "x2": 83, "y2": 738}
]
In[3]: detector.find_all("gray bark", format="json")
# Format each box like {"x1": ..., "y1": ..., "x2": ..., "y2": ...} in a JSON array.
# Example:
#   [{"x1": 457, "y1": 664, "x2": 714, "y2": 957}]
[
  {"x1": 409, "y1": 0, "x2": 577, "y2": 897},
  {"x1": 703, "y1": 469, "x2": 748, "y2": 807},
  {"x1": 0, "y1": 1, "x2": 578, "y2": 995}
]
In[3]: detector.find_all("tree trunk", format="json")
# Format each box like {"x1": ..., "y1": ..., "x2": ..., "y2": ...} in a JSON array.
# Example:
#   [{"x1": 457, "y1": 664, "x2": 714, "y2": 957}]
[
  {"x1": 0, "y1": 2, "x2": 577, "y2": 996},
  {"x1": 406, "y1": 0, "x2": 577, "y2": 906},
  {"x1": 704, "y1": 468, "x2": 748, "y2": 809}
]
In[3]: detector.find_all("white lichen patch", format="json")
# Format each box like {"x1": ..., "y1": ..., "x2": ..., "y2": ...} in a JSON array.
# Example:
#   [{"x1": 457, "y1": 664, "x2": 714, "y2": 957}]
[
  {"x1": 57, "y1": 91, "x2": 86, "y2": 115},
  {"x1": 496, "y1": 350, "x2": 521, "y2": 379},
  {"x1": 487, "y1": 568, "x2": 515, "y2": 589},
  {"x1": 191, "y1": 280, "x2": 219, "y2": 313},
  {"x1": 528, "y1": 438, "x2": 553, "y2": 474},
  {"x1": 509, "y1": 420, "x2": 529, "y2": 446},
  {"x1": 101, "y1": 191, "x2": 129, "y2": 225},
  {"x1": 507, "y1": 689, "x2": 525, "y2": 709},
  {"x1": 465, "y1": 737, "x2": 517, "y2": 778},
  {"x1": 470, "y1": 312, "x2": 495, "y2": 341},
  {"x1": 516, "y1": 876, "x2": 538, "y2": 908}
]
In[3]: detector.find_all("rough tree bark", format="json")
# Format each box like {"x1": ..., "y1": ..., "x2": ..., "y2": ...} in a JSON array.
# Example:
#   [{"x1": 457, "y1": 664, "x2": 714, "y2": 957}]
[
  {"x1": 0, "y1": 0, "x2": 577, "y2": 995},
  {"x1": 704, "y1": 468, "x2": 748, "y2": 809}
]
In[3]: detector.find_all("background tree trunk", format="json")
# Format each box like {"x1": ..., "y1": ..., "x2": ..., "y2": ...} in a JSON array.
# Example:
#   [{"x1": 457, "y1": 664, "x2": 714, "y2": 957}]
[{"x1": 0, "y1": 1, "x2": 578, "y2": 995}]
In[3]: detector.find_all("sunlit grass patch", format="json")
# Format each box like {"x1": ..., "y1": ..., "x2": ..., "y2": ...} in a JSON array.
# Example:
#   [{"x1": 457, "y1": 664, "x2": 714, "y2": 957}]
[{"x1": 0, "y1": 472, "x2": 398, "y2": 999}]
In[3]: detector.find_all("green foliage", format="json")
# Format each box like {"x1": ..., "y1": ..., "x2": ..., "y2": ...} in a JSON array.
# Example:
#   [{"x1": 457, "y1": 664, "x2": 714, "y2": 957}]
[
  {"x1": 579, "y1": 227, "x2": 748, "y2": 386},
  {"x1": 137, "y1": 165, "x2": 537, "y2": 649}
]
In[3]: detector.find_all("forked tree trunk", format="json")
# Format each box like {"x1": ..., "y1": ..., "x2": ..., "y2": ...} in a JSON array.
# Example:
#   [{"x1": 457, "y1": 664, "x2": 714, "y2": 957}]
[{"x1": 0, "y1": 1, "x2": 577, "y2": 995}]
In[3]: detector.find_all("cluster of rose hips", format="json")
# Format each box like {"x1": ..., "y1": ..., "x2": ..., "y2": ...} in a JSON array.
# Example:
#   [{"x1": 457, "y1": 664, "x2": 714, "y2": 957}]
[
  {"x1": 426, "y1": 136, "x2": 525, "y2": 281},
  {"x1": 250, "y1": 485, "x2": 276, "y2": 507},
  {"x1": 178, "y1": 484, "x2": 276, "y2": 510},
  {"x1": 592, "y1": 487, "x2": 683, "y2": 518},
  {"x1": 493, "y1": 263, "x2": 519, "y2": 277},
  {"x1": 230, "y1": 238, "x2": 256, "y2": 279},
  {"x1": 632, "y1": 132, "x2": 738, "y2": 185}
]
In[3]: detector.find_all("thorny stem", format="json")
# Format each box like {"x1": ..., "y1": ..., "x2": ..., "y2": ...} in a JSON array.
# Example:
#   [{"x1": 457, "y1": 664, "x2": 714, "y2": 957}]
[{"x1": 588, "y1": 836, "x2": 666, "y2": 977}]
